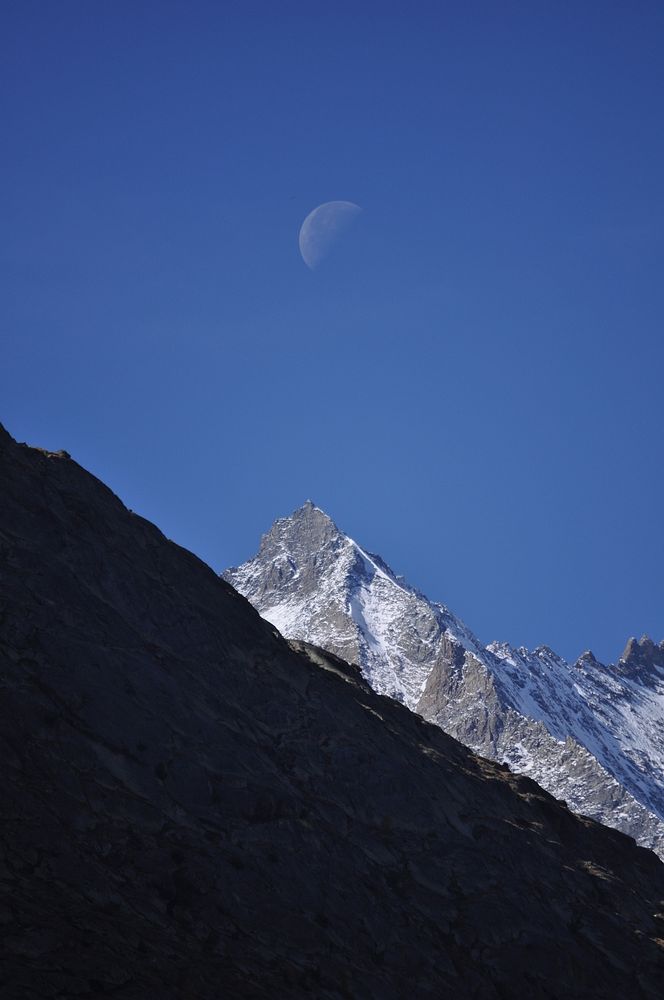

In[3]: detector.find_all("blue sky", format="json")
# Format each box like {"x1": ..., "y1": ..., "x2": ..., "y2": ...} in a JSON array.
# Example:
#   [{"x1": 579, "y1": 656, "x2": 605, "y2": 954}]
[{"x1": 2, "y1": 1, "x2": 663, "y2": 662}]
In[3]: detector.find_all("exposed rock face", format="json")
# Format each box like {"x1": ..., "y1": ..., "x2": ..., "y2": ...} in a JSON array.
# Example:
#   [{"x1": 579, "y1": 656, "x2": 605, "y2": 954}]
[
  {"x1": 620, "y1": 635, "x2": 664, "y2": 675},
  {"x1": 3, "y1": 426, "x2": 664, "y2": 998},
  {"x1": 226, "y1": 503, "x2": 664, "y2": 857}
]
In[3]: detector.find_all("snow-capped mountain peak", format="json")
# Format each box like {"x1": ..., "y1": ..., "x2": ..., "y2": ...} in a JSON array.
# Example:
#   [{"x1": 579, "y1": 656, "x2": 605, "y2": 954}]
[{"x1": 225, "y1": 504, "x2": 664, "y2": 857}]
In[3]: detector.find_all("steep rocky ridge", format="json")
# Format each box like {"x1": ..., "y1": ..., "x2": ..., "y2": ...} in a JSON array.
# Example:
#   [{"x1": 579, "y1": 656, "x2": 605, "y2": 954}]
[
  {"x1": 3, "y1": 426, "x2": 664, "y2": 997},
  {"x1": 226, "y1": 503, "x2": 664, "y2": 856}
]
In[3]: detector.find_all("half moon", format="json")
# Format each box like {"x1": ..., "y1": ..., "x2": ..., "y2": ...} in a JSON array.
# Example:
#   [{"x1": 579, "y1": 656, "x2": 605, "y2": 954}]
[{"x1": 298, "y1": 201, "x2": 362, "y2": 269}]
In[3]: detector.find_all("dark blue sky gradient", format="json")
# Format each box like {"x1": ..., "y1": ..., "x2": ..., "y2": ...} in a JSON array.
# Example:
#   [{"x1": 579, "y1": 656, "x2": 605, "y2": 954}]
[{"x1": 2, "y1": 2, "x2": 663, "y2": 661}]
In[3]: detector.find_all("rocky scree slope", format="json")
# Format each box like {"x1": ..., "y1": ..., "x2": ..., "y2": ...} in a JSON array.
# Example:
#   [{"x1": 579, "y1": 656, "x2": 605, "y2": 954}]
[
  {"x1": 3, "y1": 425, "x2": 664, "y2": 999},
  {"x1": 226, "y1": 502, "x2": 664, "y2": 857}
]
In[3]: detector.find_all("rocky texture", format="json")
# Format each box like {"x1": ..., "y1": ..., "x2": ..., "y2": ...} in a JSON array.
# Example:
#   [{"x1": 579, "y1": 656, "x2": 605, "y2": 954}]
[
  {"x1": 226, "y1": 503, "x2": 664, "y2": 857},
  {"x1": 620, "y1": 636, "x2": 664, "y2": 677},
  {"x1": 3, "y1": 426, "x2": 664, "y2": 998}
]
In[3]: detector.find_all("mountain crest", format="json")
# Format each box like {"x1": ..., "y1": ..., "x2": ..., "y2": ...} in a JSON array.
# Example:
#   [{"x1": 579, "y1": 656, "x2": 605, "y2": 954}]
[
  {"x1": 619, "y1": 635, "x2": 664, "y2": 674},
  {"x1": 263, "y1": 500, "x2": 339, "y2": 543}
]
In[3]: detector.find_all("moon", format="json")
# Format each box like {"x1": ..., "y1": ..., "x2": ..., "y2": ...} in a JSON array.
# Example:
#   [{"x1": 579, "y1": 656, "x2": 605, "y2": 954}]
[{"x1": 298, "y1": 201, "x2": 362, "y2": 269}]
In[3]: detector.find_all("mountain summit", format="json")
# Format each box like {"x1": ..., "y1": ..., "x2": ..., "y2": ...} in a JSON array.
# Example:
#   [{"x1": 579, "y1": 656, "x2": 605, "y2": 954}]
[
  {"x1": 227, "y1": 501, "x2": 483, "y2": 707},
  {"x1": 226, "y1": 503, "x2": 664, "y2": 857}
]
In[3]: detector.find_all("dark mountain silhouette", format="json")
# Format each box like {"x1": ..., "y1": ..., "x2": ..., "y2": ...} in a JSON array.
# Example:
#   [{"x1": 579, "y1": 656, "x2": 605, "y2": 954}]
[{"x1": 1, "y1": 423, "x2": 664, "y2": 998}]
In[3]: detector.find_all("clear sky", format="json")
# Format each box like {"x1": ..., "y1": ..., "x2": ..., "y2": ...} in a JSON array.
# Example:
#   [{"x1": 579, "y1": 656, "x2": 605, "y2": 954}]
[{"x1": 3, "y1": 2, "x2": 663, "y2": 663}]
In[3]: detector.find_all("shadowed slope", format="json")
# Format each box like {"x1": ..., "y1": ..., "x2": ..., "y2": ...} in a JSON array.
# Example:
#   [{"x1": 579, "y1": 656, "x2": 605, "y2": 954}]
[{"x1": 1, "y1": 424, "x2": 664, "y2": 998}]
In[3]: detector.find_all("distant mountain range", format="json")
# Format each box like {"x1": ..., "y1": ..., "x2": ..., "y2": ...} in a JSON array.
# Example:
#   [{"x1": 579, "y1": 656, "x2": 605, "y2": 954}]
[{"x1": 226, "y1": 501, "x2": 664, "y2": 857}]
